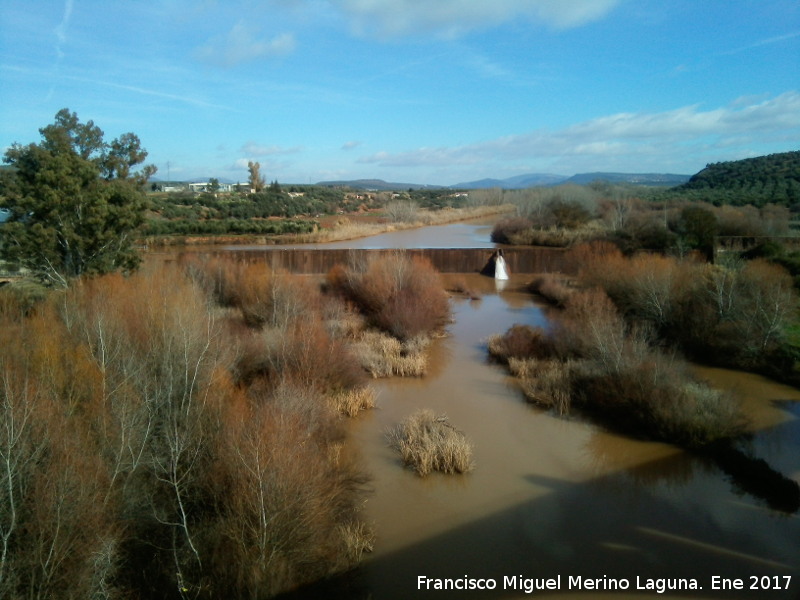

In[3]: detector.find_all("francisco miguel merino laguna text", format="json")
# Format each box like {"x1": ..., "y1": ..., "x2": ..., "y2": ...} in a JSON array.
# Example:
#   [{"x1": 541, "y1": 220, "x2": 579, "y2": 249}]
[{"x1": 417, "y1": 574, "x2": 702, "y2": 594}]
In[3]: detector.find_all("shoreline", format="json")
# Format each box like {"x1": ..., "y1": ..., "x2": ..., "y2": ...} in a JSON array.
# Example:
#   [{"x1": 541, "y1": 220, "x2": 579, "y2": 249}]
[{"x1": 139, "y1": 204, "x2": 513, "y2": 248}]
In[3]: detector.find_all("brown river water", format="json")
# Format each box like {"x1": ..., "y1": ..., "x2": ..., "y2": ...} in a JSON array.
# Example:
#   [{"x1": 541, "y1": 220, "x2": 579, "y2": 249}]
[{"x1": 154, "y1": 221, "x2": 800, "y2": 599}]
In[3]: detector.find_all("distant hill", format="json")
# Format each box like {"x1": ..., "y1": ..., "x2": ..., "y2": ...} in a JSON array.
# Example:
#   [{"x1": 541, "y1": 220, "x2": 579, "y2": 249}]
[
  {"x1": 315, "y1": 179, "x2": 444, "y2": 191},
  {"x1": 453, "y1": 173, "x2": 567, "y2": 189},
  {"x1": 564, "y1": 172, "x2": 691, "y2": 186},
  {"x1": 673, "y1": 151, "x2": 800, "y2": 206},
  {"x1": 452, "y1": 171, "x2": 689, "y2": 189}
]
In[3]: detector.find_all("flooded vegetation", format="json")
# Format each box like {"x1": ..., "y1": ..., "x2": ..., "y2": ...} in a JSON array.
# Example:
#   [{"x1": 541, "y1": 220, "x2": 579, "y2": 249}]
[{"x1": 2, "y1": 220, "x2": 798, "y2": 599}]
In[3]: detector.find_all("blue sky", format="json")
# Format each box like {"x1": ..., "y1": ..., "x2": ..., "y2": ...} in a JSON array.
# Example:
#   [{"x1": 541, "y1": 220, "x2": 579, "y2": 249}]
[{"x1": 1, "y1": 0, "x2": 798, "y2": 185}]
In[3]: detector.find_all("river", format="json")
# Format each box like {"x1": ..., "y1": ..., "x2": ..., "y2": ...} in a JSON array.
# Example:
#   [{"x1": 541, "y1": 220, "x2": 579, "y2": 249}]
[{"x1": 154, "y1": 221, "x2": 800, "y2": 599}]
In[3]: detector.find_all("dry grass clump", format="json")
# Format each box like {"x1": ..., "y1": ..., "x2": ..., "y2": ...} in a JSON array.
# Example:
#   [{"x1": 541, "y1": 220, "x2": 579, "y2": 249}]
[
  {"x1": 322, "y1": 296, "x2": 367, "y2": 339},
  {"x1": 329, "y1": 386, "x2": 378, "y2": 417},
  {"x1": 387, "y1": 409, "x2": 475, "y2": 476},
  {"x1": 352, "y1": 330, "x2": 430, "y2": 377}
]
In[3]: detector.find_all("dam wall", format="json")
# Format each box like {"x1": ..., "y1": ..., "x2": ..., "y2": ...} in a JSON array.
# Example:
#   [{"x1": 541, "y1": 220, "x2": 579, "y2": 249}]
[{"x1": 176, "y1": 247, "x2": 572, "y2": 275}]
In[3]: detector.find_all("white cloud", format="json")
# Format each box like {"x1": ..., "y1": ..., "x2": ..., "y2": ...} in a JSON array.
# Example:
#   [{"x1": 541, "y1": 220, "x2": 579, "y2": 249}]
[
  {"x1": 195, "y1": 22, "x2": 296, "y2": 67},
  {"x1": 333, "y1": 0, "x2": 623, "y2": 38},
  {"x1": 341, "y1": 140, "x2": 362, "y2": 150},
  {"x1": 357, "y1": 91, "x2": 800, "y2": 173}
]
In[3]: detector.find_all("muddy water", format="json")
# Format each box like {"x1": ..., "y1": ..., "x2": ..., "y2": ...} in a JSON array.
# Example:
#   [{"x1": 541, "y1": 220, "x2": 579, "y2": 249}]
[
  {"x1": 297, "y1": 273, "x2": 800, "y2": 599},
  {"x1": 220, "y1": 219, "x2": 499, "y2": 250},
  {"x1": 166, "y1": 221, "x2": 800, "y2": 598}
]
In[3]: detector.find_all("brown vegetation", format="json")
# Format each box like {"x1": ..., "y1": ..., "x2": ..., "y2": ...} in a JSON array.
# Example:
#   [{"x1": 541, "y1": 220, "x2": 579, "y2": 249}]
[
  {"x1": 0, "y1": 264, "x2": 373, "y2": 599},
  {"x1": 567, "y1": 241, "x2": 800, "y2": 381},
  {"x1": 489, "y1": 287, "x2": 747, "y2": 448},
  {"x1": 387, "y1": 409, "x2": 475, "y2": 476},
  {"x1": 326, "y1": 252, "x2": 450, "y2": 341},
  {"x1": 527, "y1": 274, "x2": 574, "y2": 306}
]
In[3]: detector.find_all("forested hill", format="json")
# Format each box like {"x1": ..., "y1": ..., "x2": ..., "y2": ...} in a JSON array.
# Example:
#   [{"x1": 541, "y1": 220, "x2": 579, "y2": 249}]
[{"x1": 672, "y1": 151, "x2": 800, "y2": 206}]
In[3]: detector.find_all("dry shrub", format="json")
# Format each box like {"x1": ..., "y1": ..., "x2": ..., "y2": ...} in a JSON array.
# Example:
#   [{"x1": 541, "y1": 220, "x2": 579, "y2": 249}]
[
  {"x1": 491, "y1": 216, "x2": 533, "y2": 244},
  {"x1": 528, "y1": 274, "x2": 573, "y2": 306},
  {"x1": 0, "y1": 321, "x2": 120, "y2": 600},
  {"x1": 188, "y1": 256, "x2": 323, "y2": 329},
  {"x1": 209, "y1": 382, "x2": 372, "y2": 596},
  {"x1": 237, "y1": 319, "x2": 366, "y2": 393},
  {"x1": 487, "y1": 324, "x2": 555, "y2": 362},
  {"x1": 352, "y1": 329, "x2": 429, "y2": 377},
  {"x1": 493, "y1": 284, "x2": 746, "y2": 447},
  {"x1": 327, "y1": 253, "x2": 450, "y2": 341},
  {"x1": 185, "y1": 255, "x2": 267, "y2": 308},
  {"x1": 384, "y1": 199, "x2": 420, "y2": 223},
  {"x1": 558, "y1": 288, "x2": 631, "y2": 365},
  {"x1": 322, "y1": 295, "x2": 366, "y2": 339},
  {"x1": 0, "y1": 264, "x2": 376, "y2": 598},
  {"x1": 566, "y1": 240, "x2": 625, "y2": 287},
  {"x1": 508, "y1": 357, "x2": 573, "y2": 414},
  {"x1": 387, "y1": 409, "x2": 474, "y2": 476},
  {"x1": 572, "y1": 354, "x2": 746, "y2": 448},
  {"x1": 0, "y1": 280, "x2": 48, "y2": 320}
]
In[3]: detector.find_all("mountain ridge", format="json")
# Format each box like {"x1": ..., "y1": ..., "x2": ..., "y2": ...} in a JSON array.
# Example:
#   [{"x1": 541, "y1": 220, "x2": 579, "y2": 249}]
[{"x1": 314, "y1": 172, "x2": 692, "y2": 190}]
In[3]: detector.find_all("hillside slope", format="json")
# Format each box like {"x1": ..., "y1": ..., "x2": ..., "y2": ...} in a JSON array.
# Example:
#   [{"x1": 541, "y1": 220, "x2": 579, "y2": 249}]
[{"x1": 673, "y1": 150, "x2": 800, "y2": 206}]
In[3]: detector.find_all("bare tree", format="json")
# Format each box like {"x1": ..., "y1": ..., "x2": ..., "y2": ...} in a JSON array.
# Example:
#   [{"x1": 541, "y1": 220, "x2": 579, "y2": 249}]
[{"x1": 248, "y1": 161, "x2": 265, "y2": 193}]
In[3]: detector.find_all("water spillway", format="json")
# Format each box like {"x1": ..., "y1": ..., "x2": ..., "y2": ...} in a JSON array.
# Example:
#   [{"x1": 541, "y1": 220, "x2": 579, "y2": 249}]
[{"x1": 177, "y1": 246, "x2": 571, "y2": 275}]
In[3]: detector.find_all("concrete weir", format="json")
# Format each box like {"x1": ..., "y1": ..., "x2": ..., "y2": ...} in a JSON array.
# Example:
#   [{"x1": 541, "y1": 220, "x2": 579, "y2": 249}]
[{"x1": 196, "y1": 246, "x2": 571, "y2": 275}]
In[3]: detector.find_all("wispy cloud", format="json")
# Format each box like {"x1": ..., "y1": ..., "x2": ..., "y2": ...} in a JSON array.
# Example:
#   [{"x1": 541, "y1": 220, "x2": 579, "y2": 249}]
[
  {"x1": 46, "y1": 0, "x2": 74, "y2": 100},
  {"x1": 357, "y1": 91, "x2": 800, "y2": 172},
  {"x1": 240, "y1": 141, "x2": 303, "y2": 156},
  {"x1": 195, "y1": 22, "x2": 296, "y2": 67},
  {"x1": 53, "y1": 0, "x2": 74, "y2": 60},
  {"x1": 64, "y1": 74, "x2": 238, "y2": 111},
  {"x1": 334, "y1": 0, "x2": 623, "y2": 38},
  {"x1": 721, "y1": 30, "x2": 800, "y2": 55},
  {"x1": 341, "y1": 140, "x2": 362, "y2": 150}
]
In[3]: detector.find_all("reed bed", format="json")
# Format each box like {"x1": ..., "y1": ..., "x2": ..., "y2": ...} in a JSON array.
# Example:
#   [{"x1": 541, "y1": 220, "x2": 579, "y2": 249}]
[{"x1": 387, "y1": 409, "x2": 475, "y2": 476}]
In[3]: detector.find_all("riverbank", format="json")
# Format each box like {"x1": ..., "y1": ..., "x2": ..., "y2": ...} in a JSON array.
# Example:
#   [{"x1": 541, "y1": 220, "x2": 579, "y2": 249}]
[{"x1": 140, "y1": 204, "x2": 514, "y2": 248}]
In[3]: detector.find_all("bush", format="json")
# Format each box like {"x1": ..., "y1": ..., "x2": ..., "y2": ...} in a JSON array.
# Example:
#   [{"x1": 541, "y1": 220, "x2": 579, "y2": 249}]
[
  {"x1": 236, "y1": 320, "x2": 366, "y2": 394},
  {"x1": 387, "y1": 409, "x2": 474, "y2": 476},
  {"x1": 508, "y1": 357, "x2": 573, "y2": 414},
  {"x1": 352, "y1": 330, "x2": 430, "y2": 378},
  {"x1": 487, "y1": 324, "x2": 554, "y2": 362},
  {"x1": 384, "y1": 199, "x2": 421, "y2": 223},
  {"x1": 527, "y1": 274, "x2": 573, "y2": 306},
  {"x1": 491, "y1": 284, "x2": 748, "y2": 447},
  {"x1": 491, "y1": 217, "x2": 533, "y2": 244},
  {"x1": 209, "y1": 382, "x2": 373, "y2": 595},
  {"x1": 326, "y1": 253, "x2": 450, "y2": 341}
]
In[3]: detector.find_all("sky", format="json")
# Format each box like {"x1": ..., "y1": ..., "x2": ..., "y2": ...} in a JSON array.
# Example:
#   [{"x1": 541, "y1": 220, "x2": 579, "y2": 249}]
[{"x1": 1, "y1": 0, "x2": 798, "y2": 186}]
